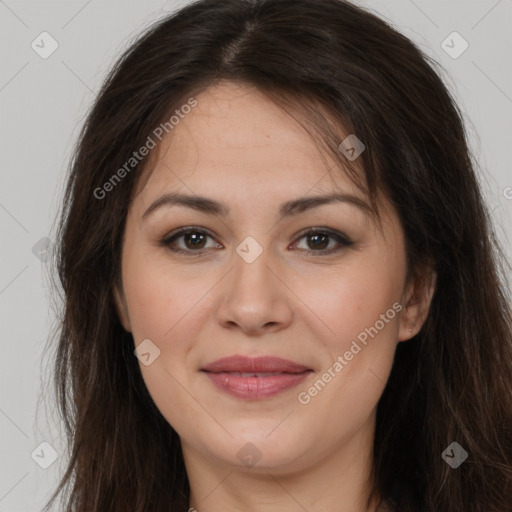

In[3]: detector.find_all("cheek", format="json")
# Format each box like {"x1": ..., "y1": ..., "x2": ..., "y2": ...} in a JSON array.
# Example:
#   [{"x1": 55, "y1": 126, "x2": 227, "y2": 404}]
[
  {"x1": 122, "y1": 245, "x2": 209, "y2": 341},
  {"x1": 121, "y1": 251, "x2": 213, "y2": 432},
  {"x1": 292, "y1": 260, "x2": 402, "y2": 421},
  {"x1": 299, "y1": 260, "x2": 403, "y2": 412},
  {"x1": 295, "y1": 257, "x2": 403, "y2": 355}
]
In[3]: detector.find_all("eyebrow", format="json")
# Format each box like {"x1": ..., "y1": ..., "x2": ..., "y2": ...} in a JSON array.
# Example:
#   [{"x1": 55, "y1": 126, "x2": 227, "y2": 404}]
[{"x1": 141, "y1": 191, "x2": 372, "y2": 221}]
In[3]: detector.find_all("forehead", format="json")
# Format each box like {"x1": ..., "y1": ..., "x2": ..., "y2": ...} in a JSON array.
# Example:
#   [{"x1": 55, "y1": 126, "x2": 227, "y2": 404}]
[{"x1": 134, "y1": 81, "x2": 364, "y2": 208}]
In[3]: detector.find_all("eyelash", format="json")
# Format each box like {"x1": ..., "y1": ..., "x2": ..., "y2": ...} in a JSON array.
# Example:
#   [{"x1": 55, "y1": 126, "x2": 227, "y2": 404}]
[{"x1": 160, "y1": 226, "x2": 353, "y2": 257}]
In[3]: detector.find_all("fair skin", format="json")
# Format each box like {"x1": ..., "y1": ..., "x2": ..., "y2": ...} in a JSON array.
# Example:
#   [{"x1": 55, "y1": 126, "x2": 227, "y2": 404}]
[{"x1": 114, "y1": 81, "x2": 435, "y2": 512}]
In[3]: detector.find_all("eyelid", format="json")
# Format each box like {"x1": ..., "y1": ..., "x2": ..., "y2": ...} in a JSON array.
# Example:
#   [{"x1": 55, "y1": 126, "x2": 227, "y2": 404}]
[
  {"x1": 293, "y1": 226, "x2": 352, "y2": 245},
  {"x1": 161, "y1": 226, "x2": 220, "y2": 255},
  {"x1": 161, "y1": 226, "x2": 353, "y2": 256}
]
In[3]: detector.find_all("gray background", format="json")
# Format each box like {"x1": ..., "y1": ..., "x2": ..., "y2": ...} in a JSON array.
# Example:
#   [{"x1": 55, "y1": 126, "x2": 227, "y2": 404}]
[{"x1": 0, "y1": 1, "x2": 511, "y2": 510}]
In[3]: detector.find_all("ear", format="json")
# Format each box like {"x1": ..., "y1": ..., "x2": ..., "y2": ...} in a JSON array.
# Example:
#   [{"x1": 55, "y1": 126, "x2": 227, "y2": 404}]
[
  {"x1": 397, "y1": 267, "x2": 436, "y2": 342},
  {"x1": 112, "y1": 283, "x2": 132, "y2": 332}
]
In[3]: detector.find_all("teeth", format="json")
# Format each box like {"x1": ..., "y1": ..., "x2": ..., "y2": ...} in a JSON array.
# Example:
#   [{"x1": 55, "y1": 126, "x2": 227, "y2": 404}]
[{"x1": 231, "y1": 372, "x2": 284, "y2": 377}]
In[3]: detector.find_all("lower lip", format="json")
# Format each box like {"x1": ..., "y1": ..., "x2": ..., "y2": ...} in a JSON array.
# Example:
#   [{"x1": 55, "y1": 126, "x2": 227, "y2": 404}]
[{"x1": 203, "y1": 371, "x2": 312, "y2": 399}]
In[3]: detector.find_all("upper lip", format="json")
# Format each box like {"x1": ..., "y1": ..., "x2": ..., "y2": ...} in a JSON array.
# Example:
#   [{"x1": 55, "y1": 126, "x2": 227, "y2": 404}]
[{"x1": 201, "y1": 355, "x2": 311, "y2": 374}]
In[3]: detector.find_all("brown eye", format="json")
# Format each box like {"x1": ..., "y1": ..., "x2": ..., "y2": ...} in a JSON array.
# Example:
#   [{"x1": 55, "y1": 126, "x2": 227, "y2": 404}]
[
  {"x1": 161, "y1": 227, "x2": 221, "y2": 254},
  {"x1": 161, "y1": 226, "x2": 352, "y2": 257},
  {"x1": 294, "y1": 228, "x2": 353, "y2": 255},
  {"x1": 182, "y1": 232, "x2": 207, "y2": 249},
  {"x1": 306, "y1": 233, "x2": 330, "y2": 250}
]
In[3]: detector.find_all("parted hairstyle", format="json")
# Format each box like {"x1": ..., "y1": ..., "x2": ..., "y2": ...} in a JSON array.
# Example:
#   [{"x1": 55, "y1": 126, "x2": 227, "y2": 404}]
[{"x1": 44, "y1": 0, "x2": 512, "y2": 510}]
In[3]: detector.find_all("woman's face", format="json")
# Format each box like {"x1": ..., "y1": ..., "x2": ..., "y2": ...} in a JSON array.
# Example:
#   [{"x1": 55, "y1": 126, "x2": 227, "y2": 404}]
[{"x1": 114, "y1": 81, "x2": 431, "y2": 475}]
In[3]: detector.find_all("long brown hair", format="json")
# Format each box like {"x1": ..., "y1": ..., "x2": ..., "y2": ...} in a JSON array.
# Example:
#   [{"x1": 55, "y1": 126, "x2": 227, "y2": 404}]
[{"x1": 44, "y1": 0, "x2": 512, "y2": 510}]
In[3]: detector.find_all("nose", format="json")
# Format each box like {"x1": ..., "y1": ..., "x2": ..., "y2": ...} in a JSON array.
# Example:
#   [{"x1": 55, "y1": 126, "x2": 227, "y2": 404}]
[{"x1": 215, "y1": 243, "x2": 294, "y2": 336}]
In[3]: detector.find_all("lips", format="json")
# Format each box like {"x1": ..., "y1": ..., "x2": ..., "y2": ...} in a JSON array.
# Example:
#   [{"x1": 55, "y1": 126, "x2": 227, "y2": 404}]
[
  {"x1": 201, "y1": 355, "x2": 311, "y2": 374},
  {"x1": 201, "y1": 356, "x2": 313, "y2": 399}
]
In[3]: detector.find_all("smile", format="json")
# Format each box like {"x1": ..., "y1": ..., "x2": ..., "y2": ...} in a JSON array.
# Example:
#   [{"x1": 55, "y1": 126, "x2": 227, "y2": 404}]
[{"x1": 201, "y1": 356, "x2": 313, "y2": 399}]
